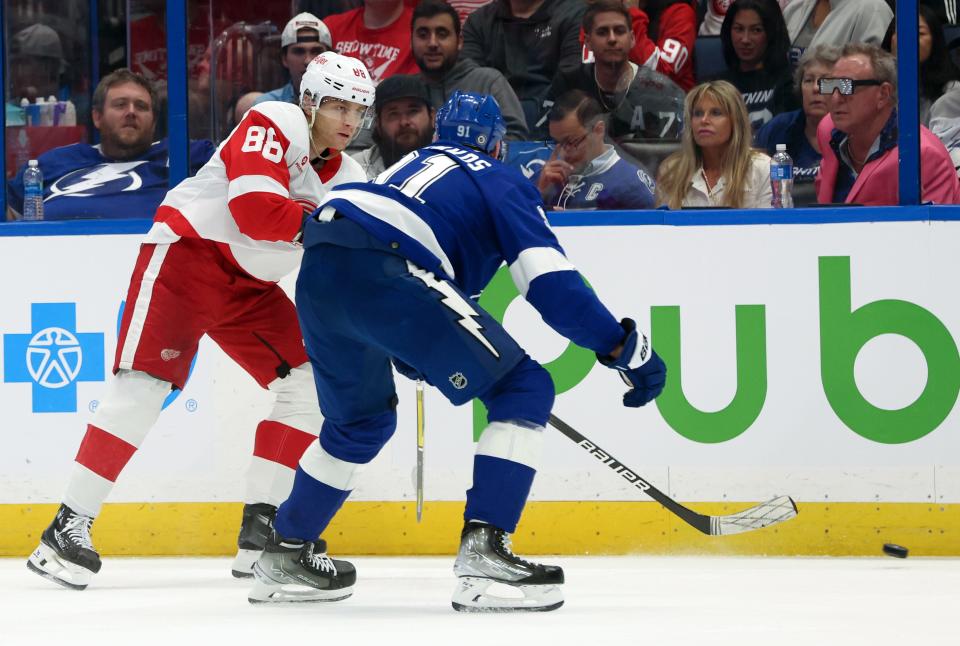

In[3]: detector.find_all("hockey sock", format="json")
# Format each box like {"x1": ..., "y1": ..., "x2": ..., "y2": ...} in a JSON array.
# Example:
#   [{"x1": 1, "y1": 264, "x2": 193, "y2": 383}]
[
  {"x1": 464, "y1": 455, "x2": 536, "y2": 533},
  {"x1": 274, "y1": 468, "x2": 351, "y2": 540},
  {"x1": 464, "y1": 421, "x2": 544, "y2": 533},
  {"x1": 273, "y1": 439, "x2": 365, "y2": 539},
  {"x1": 63, "y1": 370, "x2": 170, "y2": 517},
  {"x1": 245, "y1": 363, "x2": 325, "y2": 506},
  {"x1": 247, "y1": 420, "x2": 318, "y2": 506}
]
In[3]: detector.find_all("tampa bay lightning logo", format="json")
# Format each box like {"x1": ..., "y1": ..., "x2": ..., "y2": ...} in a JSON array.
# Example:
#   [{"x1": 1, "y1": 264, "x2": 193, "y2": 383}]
[{"x1": 47, "y1": 161, "x2": 148, "y2": 199}]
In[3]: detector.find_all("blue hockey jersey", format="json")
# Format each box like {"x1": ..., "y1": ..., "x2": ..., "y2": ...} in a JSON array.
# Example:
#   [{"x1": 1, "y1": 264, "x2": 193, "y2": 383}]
[
  {"x1": 7, "y1": 139, "x2": 215, "y2": 220},
  {"x1": 549, "y1": 146, "x2": 656, "y2": 211},
  {"x1": 314, "y1": 141, "x2": 625, "y2": 355}
]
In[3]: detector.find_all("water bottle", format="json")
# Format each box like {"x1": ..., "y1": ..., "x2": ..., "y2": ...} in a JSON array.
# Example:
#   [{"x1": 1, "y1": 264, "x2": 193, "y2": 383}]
[
  {"x1": 22, "y1": 160, "x2": 44, "y2": 221},
  {"x1": 770, "y1": 144, "x2": 794, "y2": 208}
]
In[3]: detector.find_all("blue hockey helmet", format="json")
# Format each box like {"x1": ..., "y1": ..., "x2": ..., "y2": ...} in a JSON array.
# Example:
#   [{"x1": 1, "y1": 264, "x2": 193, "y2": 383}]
[{"x1": 435, "y1": 91, "x2": 506, "y2": 156}]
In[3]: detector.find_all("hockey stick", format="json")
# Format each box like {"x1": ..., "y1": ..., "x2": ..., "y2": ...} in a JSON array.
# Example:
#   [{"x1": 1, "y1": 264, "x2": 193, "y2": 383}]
[
  {"x1": 548, "y1": 414, "x2": 798, "y2": 535},
  {"x1": 415, "y1": 380, "x2": 425, "y2": 523}
]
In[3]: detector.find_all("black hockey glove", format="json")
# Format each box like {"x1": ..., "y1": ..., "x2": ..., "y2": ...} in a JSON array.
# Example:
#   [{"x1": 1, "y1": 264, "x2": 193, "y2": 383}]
[{"x1": 597, "y1": 318, "x2": 666, "y2": 408}]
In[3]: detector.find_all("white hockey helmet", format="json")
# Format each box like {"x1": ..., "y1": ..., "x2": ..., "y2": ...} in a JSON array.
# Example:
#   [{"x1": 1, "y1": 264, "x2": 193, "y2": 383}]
[{"x1": 299, "y1": 52, "x2": 375, "y2": 110}]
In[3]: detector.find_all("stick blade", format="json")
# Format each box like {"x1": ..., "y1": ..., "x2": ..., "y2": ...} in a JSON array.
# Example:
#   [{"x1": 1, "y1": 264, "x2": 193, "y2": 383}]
[{"x1": 711, "y1": 496, "x2": 798, "y2": 536}]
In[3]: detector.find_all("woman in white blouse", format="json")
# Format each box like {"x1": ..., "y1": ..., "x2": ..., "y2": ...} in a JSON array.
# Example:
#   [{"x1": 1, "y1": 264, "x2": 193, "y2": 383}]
[{"x1": 656, "y1": 80, "x2": 773, "y2": 209}]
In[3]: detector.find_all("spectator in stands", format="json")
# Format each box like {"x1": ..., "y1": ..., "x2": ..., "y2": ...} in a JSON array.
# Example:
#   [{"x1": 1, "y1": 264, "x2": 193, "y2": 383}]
[
  {"x1": 700, "y1": 0, "x2": 733, "y2": 35},
  {"x1": 755, "y1": 44, "x2": 839, "y2": 186},
  {"x1": 543, "y1": 0, "x2": 685, "y2": 141},
  {"x1": 882, "y1": 5, "x2": 960, "y2": 125},
  {"x1": 883, "y1": 1, "x2": 959, "y2": 27},
  {"x1": 625, "y1": 0, "x2": 697, "y2": 91},
  {"x1": 461, "y1": 0, "x2": 586, "y2": 129},
  {"x1": 324, "y1": 0, "x2": 419, "y2": 84},
  {"x1": 656, "y1": 80, "x2": 773, "y2": 208},
  {"x1": 253, "y1": 13, "x2": 332, "y2": 107},
  {"x1": 296, "y1": 0, "x2": 364, "y2": 20},
  {"x1": 411, "y1": 0, "x2": 528, "y2": 139},
  {"x1": 715, "y1": 0, "x2": 799, "y2": 131},
  {"x1": 783, "y1": 0, "x2": 892, "y2": 65},
  {"x1": 8, "y1": 24, "x2": 66, "y2": 112},
  {"x1": 235, "y1": 92, "x2": 264, "y2": 124},
  {"x1": 815, "y1": 43, "x2": 960, "y2": 205},
  {"x1": 537, "y1": 90, "x2": 657, "y2": 209},
  {"x1": 351, "y1": 74, "x2": 436, "y2": 179},
  {"x1": 6, "y1": 69, "x2": 214, "y2": 221},
  {"x1": 701, "y1": 0, "x2": 796, "y2": 34},
  {"x1": 447, "y1": 0, "x2": 496, "y2": 24},
  {"x1": 929, "y1": 89, "x2": 960, "y2": 178}
]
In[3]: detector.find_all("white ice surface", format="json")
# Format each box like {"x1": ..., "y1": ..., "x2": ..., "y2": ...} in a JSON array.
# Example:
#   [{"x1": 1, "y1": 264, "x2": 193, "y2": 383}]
[{"x1": 2, "y1": 555, "x2": 958, "y2": 646}]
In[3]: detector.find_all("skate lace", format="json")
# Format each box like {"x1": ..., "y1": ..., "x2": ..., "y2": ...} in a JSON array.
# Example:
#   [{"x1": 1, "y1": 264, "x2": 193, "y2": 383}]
[
  {"x1": 62, "y1": 514, "x2": 95, "y2": 550},
  {"x1": 305, "y1": 543, "x2": 338, "y2": 575},
  {"x1": 496, "y1": 530, "x2": 536, "y2": 569}
]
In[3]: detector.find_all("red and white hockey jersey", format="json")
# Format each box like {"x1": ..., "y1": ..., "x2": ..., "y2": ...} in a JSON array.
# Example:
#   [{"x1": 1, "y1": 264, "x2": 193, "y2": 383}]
[{"x1": 145, "y1": 102, "x2": 365, "y2": 282}]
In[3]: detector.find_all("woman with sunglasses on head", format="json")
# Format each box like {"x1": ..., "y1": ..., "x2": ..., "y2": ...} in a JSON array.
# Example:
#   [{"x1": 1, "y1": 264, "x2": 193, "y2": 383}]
[
  {"x1": 715, "y1": 0, "x2": 799, "y2": 132},
  {"x1": 755, "y1": 44, "x2": 840, "y2": 189},
  {"x1": 656, "y1": 80, "x2": 773, "y2": 208},
  {"x1": 882, "y1": 4, "x2": 960, "y2": 125}
]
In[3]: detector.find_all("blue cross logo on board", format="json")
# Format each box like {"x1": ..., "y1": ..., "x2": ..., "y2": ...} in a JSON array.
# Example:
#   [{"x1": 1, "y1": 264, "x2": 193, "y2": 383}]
[{"x1": 3, "y1": 303, "x2": 105, "y2": 413}]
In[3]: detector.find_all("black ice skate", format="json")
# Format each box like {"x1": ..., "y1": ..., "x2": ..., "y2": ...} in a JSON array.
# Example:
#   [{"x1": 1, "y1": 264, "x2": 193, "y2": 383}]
[
  {"x1": 451, "y1": 521, "x2": 564, "y2": 612},
  {"x1": 248, "y1": 529, "x2": 356, "y2": 603},
  {"x1": 231, "y1": 503, "x2": 277, "y2": 578},
  {"x1": 26, "y1": 504, "x2": 102, "y2": 591}
]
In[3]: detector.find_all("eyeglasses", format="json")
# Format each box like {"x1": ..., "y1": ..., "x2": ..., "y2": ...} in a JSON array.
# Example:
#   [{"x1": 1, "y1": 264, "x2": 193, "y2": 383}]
[
  {"x1": 818, "y1": 78, "x2": 884, "y2": 95},
  {"x1": 556, "y1": 132, "x2": 589, "y2": 151}
]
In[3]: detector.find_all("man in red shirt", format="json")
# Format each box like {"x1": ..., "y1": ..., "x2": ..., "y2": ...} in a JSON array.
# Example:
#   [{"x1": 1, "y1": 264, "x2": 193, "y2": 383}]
[{"x1": 324, "y1": 0, "x2": 420, "y2": 83}]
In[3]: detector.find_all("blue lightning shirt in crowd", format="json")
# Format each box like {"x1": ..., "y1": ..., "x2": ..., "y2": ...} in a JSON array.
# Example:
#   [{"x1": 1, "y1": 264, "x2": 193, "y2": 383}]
[
  {"x1": 7, "y1": 139, "x2": 215, "y2": 220},
  {"x1": 313, "y1": 140, "x2": 624, "y2": 355},
  {"x1": 547, "y1": 146, "x2": 656, "y2": 211}
]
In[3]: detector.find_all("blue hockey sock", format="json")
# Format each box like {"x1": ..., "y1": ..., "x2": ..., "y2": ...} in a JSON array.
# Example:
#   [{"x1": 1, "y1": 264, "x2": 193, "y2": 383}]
[
  {"x1": 464, "y1": 455, "x2": 536, "y2": 533},
  {"x1": 274, "y1": 467, "x2": 350, "y2": 540}
]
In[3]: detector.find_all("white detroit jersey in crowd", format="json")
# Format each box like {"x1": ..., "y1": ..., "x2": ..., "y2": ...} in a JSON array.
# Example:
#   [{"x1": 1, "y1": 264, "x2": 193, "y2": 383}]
[{"x1": 144, "y1": 101, "x2": 365, "y2": 282}]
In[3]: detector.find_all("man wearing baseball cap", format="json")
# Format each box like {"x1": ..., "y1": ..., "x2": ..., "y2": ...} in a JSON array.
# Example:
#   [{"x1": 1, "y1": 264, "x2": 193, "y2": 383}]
[
  {"x1": 254, "y1": 12, "x2": 332, "y2": 107},
  {"x1": 350, "y1": 74, "x2": 436, "y2": 179}
]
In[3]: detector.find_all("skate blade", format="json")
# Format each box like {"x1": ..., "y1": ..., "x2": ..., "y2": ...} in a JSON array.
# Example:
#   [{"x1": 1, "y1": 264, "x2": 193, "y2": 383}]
[
  {"x1": 231, "y1": 548, "x2": 261, "y2": 579},
  {"x1": 248, "y1": 577, "x2": 354, "y2": 604},
  {"x1": 451, "y1": 576, "x2": 564, "y2": 613},
  {"x1": 26, "y1": 543, "x2": 93, "y2": 591}
]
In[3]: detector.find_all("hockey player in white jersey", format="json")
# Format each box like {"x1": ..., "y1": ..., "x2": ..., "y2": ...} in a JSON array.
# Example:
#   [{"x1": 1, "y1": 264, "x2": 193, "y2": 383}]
[
  {"x1": 247, "y1": 92, "x2": 667, "y2": 611},
  {"x1": 27, "y1": 53, "x2": 374, "y2": 591}
]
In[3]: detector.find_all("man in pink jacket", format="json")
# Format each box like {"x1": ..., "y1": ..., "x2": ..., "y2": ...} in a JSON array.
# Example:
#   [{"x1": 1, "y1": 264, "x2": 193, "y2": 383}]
[{"x1": 815, "y1": 43, "x2": 960, "y2": 206}]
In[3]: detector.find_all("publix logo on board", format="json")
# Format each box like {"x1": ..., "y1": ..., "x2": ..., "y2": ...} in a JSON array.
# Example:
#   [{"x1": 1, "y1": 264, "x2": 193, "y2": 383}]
[{"x1": 473, "y1": 256, "x2": 959, "y2": 445}]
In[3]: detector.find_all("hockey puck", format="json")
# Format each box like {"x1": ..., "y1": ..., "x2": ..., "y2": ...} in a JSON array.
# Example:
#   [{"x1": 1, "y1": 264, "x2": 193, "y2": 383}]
[{"x1": 882, "y1": 543, "x2": 909, "y2": 558}]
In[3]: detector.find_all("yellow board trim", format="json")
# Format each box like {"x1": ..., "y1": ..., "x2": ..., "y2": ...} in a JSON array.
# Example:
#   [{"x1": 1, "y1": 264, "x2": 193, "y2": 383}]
[{"x1": 2, "y1": 501, "x2": 958, "y2": 557}]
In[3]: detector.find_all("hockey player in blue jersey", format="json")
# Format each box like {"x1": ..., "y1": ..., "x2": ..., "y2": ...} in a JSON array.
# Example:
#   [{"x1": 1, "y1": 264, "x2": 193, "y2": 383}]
[{"x1": 248, "y1": 91, "x2": 667, "y2": 611}]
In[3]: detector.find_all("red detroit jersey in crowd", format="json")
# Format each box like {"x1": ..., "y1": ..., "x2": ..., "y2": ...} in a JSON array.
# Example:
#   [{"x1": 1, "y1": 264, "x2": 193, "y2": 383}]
[{"x1": 323, "y1": 5, "x2": 419, "y2": 84}]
